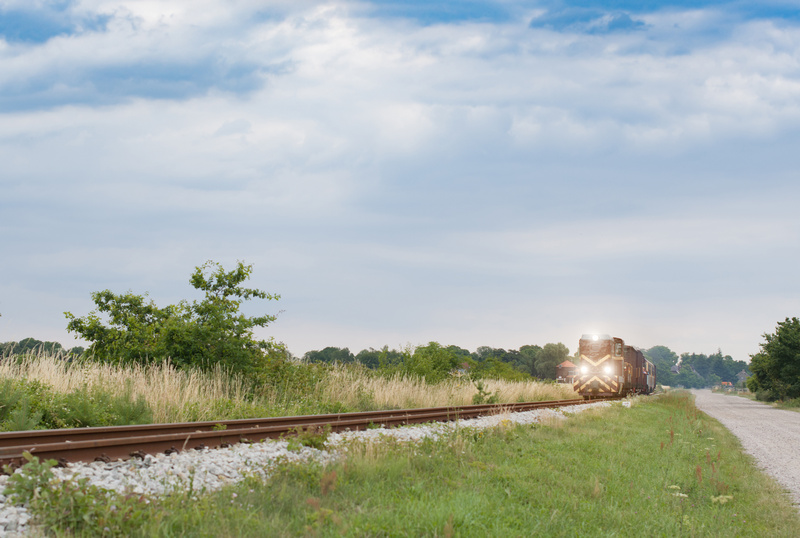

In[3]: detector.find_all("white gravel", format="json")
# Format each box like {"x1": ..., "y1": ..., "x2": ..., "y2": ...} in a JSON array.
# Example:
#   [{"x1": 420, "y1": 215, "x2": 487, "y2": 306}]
[
  {"x1": 691, "y1": 389, "x2": 800, "y2": 509},
  {"x1": 0, "y1": 401, "x2": 614, "y2": 536}
]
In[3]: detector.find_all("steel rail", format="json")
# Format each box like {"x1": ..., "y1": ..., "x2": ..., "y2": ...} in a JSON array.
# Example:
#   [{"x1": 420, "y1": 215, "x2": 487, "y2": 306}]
[{"x1": 0, "y1": 398, "x2": 602, "y2": 467}]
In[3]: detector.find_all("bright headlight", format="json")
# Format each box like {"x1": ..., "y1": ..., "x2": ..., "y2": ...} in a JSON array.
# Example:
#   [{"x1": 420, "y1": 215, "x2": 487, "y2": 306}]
[
  {"x1": 580, "y1": 365, "x2": 589, "y2": 374},
  {"x1": 603, "y1": 365, "x2": 613, "y2": 375}
]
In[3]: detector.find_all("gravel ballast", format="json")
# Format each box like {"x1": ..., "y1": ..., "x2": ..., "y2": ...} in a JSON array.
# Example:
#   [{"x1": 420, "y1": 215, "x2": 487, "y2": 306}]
[
  {"x1": 0, "y1": 400, "x2": 616, "y2": 536},
  {"x1": 691, "y1": 389, "x2": 800, "y2": 509}
]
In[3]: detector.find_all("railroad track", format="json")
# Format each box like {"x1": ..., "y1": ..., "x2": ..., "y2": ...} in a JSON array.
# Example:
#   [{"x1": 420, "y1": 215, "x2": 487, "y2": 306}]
[{"x1": 0, "y1": 398, "x2": 603, "y2": 467}]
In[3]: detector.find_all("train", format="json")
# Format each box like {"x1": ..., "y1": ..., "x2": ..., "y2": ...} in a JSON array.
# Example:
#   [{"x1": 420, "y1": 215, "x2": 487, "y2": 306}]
[{"x1": 573, "y1": 334, "x2": 656, "y2": 399}]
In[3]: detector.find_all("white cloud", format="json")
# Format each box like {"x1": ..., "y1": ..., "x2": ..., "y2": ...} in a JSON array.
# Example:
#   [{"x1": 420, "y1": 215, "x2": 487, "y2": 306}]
[{"x1": 3, "y1": 2, "x2": 800, "y2": 362}]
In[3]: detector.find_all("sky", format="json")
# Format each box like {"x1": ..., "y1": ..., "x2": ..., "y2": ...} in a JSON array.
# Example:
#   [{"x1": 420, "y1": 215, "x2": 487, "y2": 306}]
[{"x1": 2, "y1": 0, "x2": 800, "y2": 362}]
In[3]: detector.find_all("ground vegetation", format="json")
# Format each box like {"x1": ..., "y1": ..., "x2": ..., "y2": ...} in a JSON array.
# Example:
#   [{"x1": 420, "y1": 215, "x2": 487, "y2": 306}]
[{"x1": 8, "y1": 392, "x2": 800, "y2": 536}]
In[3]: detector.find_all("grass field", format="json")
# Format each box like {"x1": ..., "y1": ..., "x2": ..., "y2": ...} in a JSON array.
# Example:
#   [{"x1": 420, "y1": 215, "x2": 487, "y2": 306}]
[
  {"x1": 0, "y1": 354, "x2": 576, "y2": 430},
  {"x1": 15, "y1": 391, "x2": 800, "y2": 536}
]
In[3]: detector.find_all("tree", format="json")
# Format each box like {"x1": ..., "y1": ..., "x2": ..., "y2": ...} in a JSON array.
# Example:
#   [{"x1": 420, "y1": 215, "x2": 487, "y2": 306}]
[
  {"x1": 536, "y1": 343, "x2": 569, "y2": 379},
  {"x1": 304, "y1": 347, "x2": 355, "y2": 364},
  {"x1": 748, "y1": 317, "x2": 800, "y2": 401},
  {"x1": 65, "y1": 261, "x2": 280, "y2": 374},
  {"x1": 355, "y1": 348, "x2": 381, "y2": 368},
  {"x1": 644, "y1": 345, "x2": 678, "y2": 386},
  {"x1": 518, "y1": 345, "x2": 542, "y2": 377},
  {"x1": 7, "y1": 338, "x2": 65, "y2": 356},
  {"x1": 379, "y1": 342, "x2": 462, "y2": 383}
]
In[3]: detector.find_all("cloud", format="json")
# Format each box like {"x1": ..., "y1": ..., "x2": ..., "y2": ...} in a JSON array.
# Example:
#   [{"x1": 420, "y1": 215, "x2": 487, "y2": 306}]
[{"x1": 2, "y1": 1, "x2": 800, "y2": 361}]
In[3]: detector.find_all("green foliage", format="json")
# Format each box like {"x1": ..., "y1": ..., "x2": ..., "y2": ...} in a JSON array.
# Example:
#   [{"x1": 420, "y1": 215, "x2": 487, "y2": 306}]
[
  {"x1": 3, "y1": 452, "x2": 57, "y2": 505},
  {"x1": 5, "y1": 398, "x2": 43, "y2": 431},
  {"x1": 256, "y1": 347, "x2": 328, "y2": 398},
  {"x1": 645, "y1": 346, "x2": 750, "y2": 389},
  {"x1": 104, "y1": 393, "x2": 800, "y2": 537},
  {"x1": 354, "y1": 348, "x2": 383, "y2": 368},
  {"x1": 0, "y1": 338, "x2": 84, "y2": 359},
  {"x1": 0, "y1": 378, "x2": 153, "y2": 431},
  {"x1": 0, "y1": 378, "x2": 56, "y2": 431},
  {"x1": 471, "y1": 380, "x2": 499, "y2": 404},
  {"x1": 287, "y1": 424, "x2": 332, "y2": 451},
  {"x1": 469, "y1": 357, "x2": 531, "y2": 381},
  {"x1": 4, "y1": 453, "x2": 152, "y2": 536},
  {"x1": 65, "y1": 260, "x2": 281, "y2": 374},
  {"x1": 47, "y1": 384, "x2": 153, "y2": 428},
  {"x1": 517, "y1": 344, "x2": 542, "y2": 377},
  {"x1": 400, "y1": 342, "x2": 461, "y2": 383},
  {"x1": 536, "y1": 342, "x2": 569, "y2": 379},
  {"x1": 304, "y1": 347, "x2": 355, "y2": 364},
  {"x1": 645, "y1": 345, "x2": 680, "y2": 386},
  {"x1": 748, "y1": 317, "x2": 800, "y2": 401}
]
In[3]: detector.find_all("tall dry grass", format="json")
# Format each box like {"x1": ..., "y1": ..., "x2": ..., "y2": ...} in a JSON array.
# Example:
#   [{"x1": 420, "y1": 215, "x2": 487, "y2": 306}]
[
  {"x1": 0, "y1": 353, "x2": 253, "y2": 423},
  {"x1": 1, "y1": 353, "x2": 578, "y2": 424},
  {"x1": 320, "y1": 365, "x2": 578, "y2": 408}
]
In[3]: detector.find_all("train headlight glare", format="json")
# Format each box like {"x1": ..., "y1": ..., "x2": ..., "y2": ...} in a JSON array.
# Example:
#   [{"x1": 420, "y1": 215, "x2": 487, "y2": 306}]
[
  {"x1": 581, "y1": 365, "x2": 589, "y2": 374},
  {"x1": 603, "y1": 365, "x2": 613, "y2": 375}
]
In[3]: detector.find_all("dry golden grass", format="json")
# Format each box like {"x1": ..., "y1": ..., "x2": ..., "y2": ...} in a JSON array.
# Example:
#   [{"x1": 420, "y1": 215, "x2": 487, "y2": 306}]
[
  {"x1": 320, "y1": 365, "x2": 578, "y2": 408},
  {"x1": 0, "y1": 353, "x2": 252, "y2": 423},
  {"x1": 1, "y1": 353, "x2": 577, "y2": 423}
]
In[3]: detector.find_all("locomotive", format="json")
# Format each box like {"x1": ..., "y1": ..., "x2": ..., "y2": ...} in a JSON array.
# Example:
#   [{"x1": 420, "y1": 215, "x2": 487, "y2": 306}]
[{"x1": 573, "y1": 334, "x2": 656, "y2": 399}]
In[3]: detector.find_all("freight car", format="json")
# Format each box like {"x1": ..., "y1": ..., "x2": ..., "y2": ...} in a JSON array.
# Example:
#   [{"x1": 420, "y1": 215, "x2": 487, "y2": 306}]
[{"x1": 573, "y1": 334, "x2": 656, "y2": 399}]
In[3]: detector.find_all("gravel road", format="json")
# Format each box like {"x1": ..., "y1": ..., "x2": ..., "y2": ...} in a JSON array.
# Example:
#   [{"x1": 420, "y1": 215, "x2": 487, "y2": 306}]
[{"x1": 691, "y1": 389, "x2": 800, "y2": 508}]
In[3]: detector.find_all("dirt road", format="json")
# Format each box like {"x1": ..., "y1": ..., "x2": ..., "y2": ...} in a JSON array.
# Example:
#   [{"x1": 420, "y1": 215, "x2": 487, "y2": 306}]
[{"x1": 691, "y1": 389, "x2": 800, "y2": 508}]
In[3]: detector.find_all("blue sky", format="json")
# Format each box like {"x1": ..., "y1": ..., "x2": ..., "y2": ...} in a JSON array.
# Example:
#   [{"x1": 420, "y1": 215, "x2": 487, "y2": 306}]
[{"x1": 2, "y1": 0, "x2": 800, "y2": 361}]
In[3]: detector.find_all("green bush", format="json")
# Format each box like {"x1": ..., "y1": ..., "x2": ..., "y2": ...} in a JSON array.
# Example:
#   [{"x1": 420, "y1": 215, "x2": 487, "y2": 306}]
[
  {"x1": 755, "y1": 389, "x2": 779, "y2": 402},
  {"x1": 65, "y1": 260, "x2": 281, "y2": 375},
  {"x1": 0, "y1": 378, "x2": 154, "y2": 431}
]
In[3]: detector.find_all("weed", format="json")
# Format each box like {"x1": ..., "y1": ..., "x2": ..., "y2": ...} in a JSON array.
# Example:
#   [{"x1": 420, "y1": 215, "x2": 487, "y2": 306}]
[
  {"x1": 4, "y1": 398, "x2": 42, "y2": 431},
  {"x1": 472, "y1": 380, "x2": 499, "y2": 404},
  {"x1": 4, "y1": 453, "x2": 153, "y2": 536},
  {"x1": 288, "y1": 424, "x2": 332, "y2": 450}
]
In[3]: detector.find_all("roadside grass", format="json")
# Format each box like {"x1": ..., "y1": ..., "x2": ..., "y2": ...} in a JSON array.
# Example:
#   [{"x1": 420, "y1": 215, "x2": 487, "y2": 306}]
[
  {"x1": 0, "y1": 354, "x2": 575, "y2": 431},
  {"x1": 19, "y1": 391, "x2": 799, "y2": 536}
]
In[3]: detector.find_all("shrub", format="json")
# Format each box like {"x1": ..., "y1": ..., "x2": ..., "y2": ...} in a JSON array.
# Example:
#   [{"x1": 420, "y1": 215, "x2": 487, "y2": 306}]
[{"x1": 65, "y1": 260, "x2": 281, "y2": 375}]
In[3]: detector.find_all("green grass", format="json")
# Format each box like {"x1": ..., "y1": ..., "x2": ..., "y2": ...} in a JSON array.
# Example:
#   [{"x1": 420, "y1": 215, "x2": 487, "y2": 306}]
[{"x1": 16, "y1": 392, "x2": 800, "y2": 536}]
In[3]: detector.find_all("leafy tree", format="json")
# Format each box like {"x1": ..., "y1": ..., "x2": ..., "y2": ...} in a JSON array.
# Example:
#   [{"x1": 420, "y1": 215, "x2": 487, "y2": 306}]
[
  {"x1": 536, "y1": 343, "x2": 569, "y2": 379},
  {"x1": 644, "y1": 346, "x2": 678, "y2": 386},
  {"x1": 354, "y1": 348, "x2": 381, "y2": 369},
  {"x1": 404, "y1": 342, "x2": 461, "y2": 383},
  {"x1": 518, "y1": 345, "x2": 542, "y2": 377},
  {"x1": 473, "y1": 346, "x2": 503, "y2": 362},
  {"x1": 469, "y1": 356, "x2": 530, "y2": 381},
  {"x1": 0, "y1": 338, "x2": 86, "y2": 358},
  {"x1": 748, "y1": 317, "x2": 800, "y2": 401},
  {"x1": 446, "y1": 345, "x2": 472, "y2": 361},
  {"x1": 303, "y1": 347, "x2": 355, "y2": 364},
  {"x1": 65, "y1": 261, "x2": 280, "y2": 374},
  {"x1": 378, "y1": 346, "x2": 405, "y2": 369},
  {"x1": 674, "y1": 367, "x2": 705, "y2": 389}
]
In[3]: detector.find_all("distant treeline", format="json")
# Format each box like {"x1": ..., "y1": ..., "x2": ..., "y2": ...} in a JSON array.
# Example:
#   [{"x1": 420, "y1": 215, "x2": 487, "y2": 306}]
[
  {"x1": 644, "y1": 346, "x2": 750, "y2": 388},
  {"x1": 304, "y1": 343, "x2": 751, "y2": 387},
  {"x1": 2, "y1": 337, "x2": 750, "y2": 388},
  {"x1": 302, "y1": 343, "x2": 571, "y2": 382},
  {"x1": 0, "y1": 338, "x2": 85, "y2": 357}
]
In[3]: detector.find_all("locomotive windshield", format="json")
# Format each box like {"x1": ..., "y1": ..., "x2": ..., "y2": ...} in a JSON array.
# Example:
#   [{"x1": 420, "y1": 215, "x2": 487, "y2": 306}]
[{"x1": 580, "y1": 339, "x2": 611, "y2": 357}]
